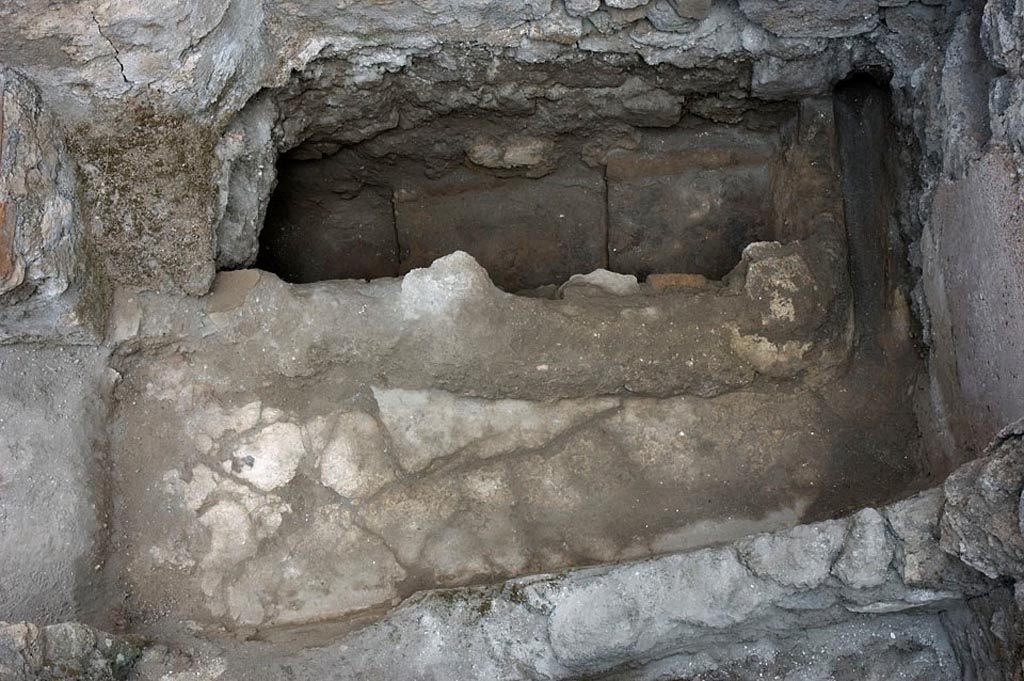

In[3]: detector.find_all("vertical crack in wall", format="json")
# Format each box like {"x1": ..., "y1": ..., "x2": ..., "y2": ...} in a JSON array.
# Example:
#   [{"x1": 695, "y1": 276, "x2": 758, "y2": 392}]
[
  {"x1": 391, "y1": 191, "x2": 404, "y2": 270},
  {"x1": 91, "y1": 14, "x2": 130, "y2": 85},
  {"x1": 602, "y1": 163, "x2": 611, "y2": 270},
  {"x1": 0, "y1": 73, "x2": 8, "y2": 285}
]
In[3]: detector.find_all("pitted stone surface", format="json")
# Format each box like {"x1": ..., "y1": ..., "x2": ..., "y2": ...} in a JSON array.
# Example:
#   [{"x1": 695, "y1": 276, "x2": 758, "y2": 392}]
[
  {"x1": 548, "y1": 583, "x2": 642, "y2": 671},
  {"x1": 941, "y1": 420, "x2": 1024, "y2": 579}
]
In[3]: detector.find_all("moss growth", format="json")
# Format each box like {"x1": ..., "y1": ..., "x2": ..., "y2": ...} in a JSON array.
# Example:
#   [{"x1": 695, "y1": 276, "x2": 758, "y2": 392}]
[
  {"x1": 433, "y1": 589, "x2": 464, "y2": 607},
  {"x1": 70, "y1": 236, "x2": 112, "y2": 341},
  {"x1": 430, "y1": 589, "x2": 496, "y2": 620},
  {"x1": 68, "y1": 104, "x2": 220, "y2": 293},
  {"x1": 505, "y1": 583, "x2": 528, "y2": 605}
]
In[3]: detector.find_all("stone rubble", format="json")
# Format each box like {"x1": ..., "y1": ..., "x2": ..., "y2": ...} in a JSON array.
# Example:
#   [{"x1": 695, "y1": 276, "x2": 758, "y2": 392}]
[{"x1": 0, "y1": 621, "x2": 140, "y2": 681}]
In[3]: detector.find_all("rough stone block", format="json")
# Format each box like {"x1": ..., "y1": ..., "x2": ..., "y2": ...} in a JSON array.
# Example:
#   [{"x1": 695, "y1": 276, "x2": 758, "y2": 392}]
[
  {"x1": 214, "y1": 95, "x2": 277, "y2": 269},
  {"x1": 832, "y1": 508, "x2": 894, "y2": 588},
  {"x1": 548, "y1": 581, "x2": 642, "y2": 671},
  {"x1": 885, "y1": 489, "x2": 952, "y2": 588},
  {"x1": 736, "y1": 520, "x2": 847, "y2": 589},
  {"x1": 394, "y1": 167, "x2": 606, "y2": 290},
  {"x1": 668, "y1": 0, "x2": 712, "y2": 20},
  {"x1": 940, "y1": 420, "x2": 1024, "y2": 580},
  {"x1": 74, "y1": 114, "x2": 219, "y2": 296},
  {"x1": 565, "y1": 0, "x2": 601, "y2": 15},
  {"x1": 607, "y1": 145, "x2": 773, "y2": 279},
  {"x1": 558, "y1": 269, "x2": 640, "y2": 298},
  {"x1": 738, "y1": 0, "x2": 880, "y2": 38},
  {"x1": 981, "y1": 0, "x2": 1022, "y2": 74},
  {"x1": 605, "y1": 0, "x2": 648, "y2": 9},
  {"x1": 259, "y1": 158, "x2": 399, "y2": 283},
  {"x1": 373, "y1": 387, "x2": 619, "y2": 473},
  {"x1": 752, "y1": 53, "x2": 847, "y2": 99},
  {"x1": 0, "y1": 70, "x2": 106, "y2": 343}
]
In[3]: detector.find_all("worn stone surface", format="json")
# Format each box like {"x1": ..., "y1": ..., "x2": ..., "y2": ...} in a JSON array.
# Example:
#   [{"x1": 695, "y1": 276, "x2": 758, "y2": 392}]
[
  {"x1": 110, "y1": 373, "x2": 919, "y2": 628},
  {"x1": 737, "y1": 520, "x2": 846, "y2": 589},
  {"x1": 559, "y1": 270, "x2": 641, "y2": 298},
  {"x1": 738, "y1": 0, "x2": 880, "y2": 38},
  {"x1": 832, "y1": 508, "x2": 895, "y2": 589},
  {"x1": 887, "y1": 488, "x2": 960, "y2": 589},
  {"x1": 214, "y1": 94, "x2": 277, "y2": 270},
  {"x1": 923, "y1": 148, "x2": 1024, "y2": 457},
  {"x1": 0, "y1": 346, "x2": 110, "y2": 624},
  {"x1": 314, "y1": 411, "x2": 397, "y2": 499},
  {"x1": 914, "y1": 0, "x2": 1024, "y2": 464},
  {"x1": 373, "y1": 388, "x2": 619, "y2": 474},
  {"x1": 115, "y1": 246, "x2": 852, "y2": 401},
  {"x1": 0, "y1": 69, "x2": 105, "y2": 343}
]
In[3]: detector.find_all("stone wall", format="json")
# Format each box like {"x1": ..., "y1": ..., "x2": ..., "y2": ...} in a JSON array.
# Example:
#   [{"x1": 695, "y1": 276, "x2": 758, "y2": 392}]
[
  {"x1": 919, "y1": 0, "x2": 1024, "y2": 461},
  {"x1": 258, "y1": 110, "x2": 825, "y2": 289},
  {"x1": 0, "y1": 0, "x2": 955, "y2": 295},
  {"x1": 0, "y1": 70, "x2": 106, "y2": 344},
  {"x1": 924, "y1": 148, "x2": 1024, "y2": 461}
]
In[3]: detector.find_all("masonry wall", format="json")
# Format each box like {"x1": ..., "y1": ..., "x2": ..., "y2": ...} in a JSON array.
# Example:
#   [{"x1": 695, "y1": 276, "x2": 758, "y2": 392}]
[{"x1": 919, "y1": 1, "x2": 1024, "y2": 462}]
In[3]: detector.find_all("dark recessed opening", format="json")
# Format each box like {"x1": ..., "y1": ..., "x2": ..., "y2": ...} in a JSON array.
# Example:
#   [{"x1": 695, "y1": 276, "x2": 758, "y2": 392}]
[
  {"x1": 256, "y1": 123, "x2": 790, "y2": 292},
  {"x1": 833, "y1": 71, "x2": 899, "y2": 352},
  {"x1": 250, "y1": 48, "x2": 843, "y2": 292},
  {"x1": 257, "y1": 157, "x2": 401, "y2": 285}
]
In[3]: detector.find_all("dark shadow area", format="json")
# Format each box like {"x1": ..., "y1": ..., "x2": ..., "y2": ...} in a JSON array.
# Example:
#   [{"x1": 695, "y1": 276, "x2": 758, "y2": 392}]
[
  {"x1": 833, "y1": 72, "x2": 899, "y2": 357},
  {"x1": 257, "y1": 159, "x2": 400, "y2": 284},
  {"x1": 255, "y1": 120, "x2": 789, "y2": 290}
]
